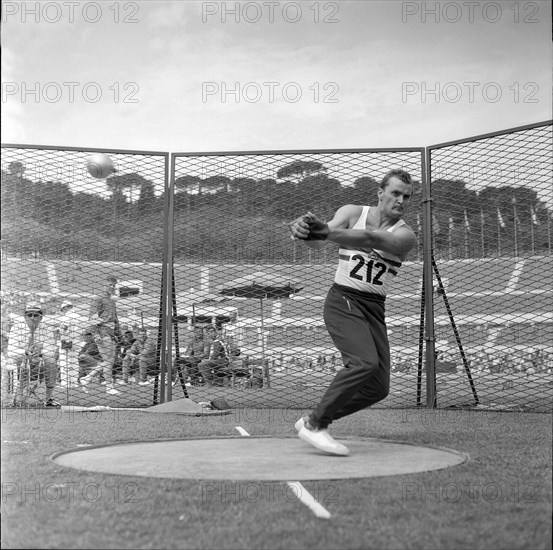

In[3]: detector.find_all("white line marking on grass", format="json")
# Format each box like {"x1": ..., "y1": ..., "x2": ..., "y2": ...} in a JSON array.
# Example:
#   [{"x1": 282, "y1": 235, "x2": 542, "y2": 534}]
[
  {"x1": 286, "y1": 481, "x2": 331, "y2": 519},
  {"x1": 506, "y1": 260, "x2": 525, "y2": 293},
  {"x1": 235, "y1": 426, "x2": 331, "y2": 519}
]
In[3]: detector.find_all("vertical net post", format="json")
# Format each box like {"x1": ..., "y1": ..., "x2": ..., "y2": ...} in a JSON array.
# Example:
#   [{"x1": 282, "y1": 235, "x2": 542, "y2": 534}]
[{"x1": 422, "y1": 147, "x2": 437, "y2": 408}]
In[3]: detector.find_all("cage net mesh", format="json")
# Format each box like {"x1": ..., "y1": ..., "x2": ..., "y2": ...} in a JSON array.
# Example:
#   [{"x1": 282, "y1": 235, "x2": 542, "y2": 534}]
[
  {"x1": 1, "y1": 147, "x2": 167, "y2": 408},
  {"x1": 428, "y1": 123, "x2": 553, "y2": 412},
  {"x1": 2, "y1": 123, "x2": 551, "y2": 412},
  {"x1": 170, "y1": 150, "x2": 425, "y2": 409}
]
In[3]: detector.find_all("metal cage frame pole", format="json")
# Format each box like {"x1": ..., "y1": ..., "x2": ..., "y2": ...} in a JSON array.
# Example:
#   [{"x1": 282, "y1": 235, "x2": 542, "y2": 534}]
[
  {"x1": 422, "y1": 147, "x2": 437, "y2": 408},
  {"x1": 158, "y1": 153, "x2": 174, "y2": 404}
]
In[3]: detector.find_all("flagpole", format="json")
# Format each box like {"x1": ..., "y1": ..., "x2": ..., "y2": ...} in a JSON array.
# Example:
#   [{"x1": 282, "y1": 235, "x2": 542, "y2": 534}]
[
  {"x1": 448, "y1": 217, "x2": 453, "y2": 260},
  {"x1": 464, "y1": 210, "x2": 470, "y2": 259},
  {"x1": 530, "y1": 205, "x2": 535, "y2": 255},
  {"x1": 416, "y1": 213, "x2": 421, "y2": 261},
  {"x1": 512, "y1": 198, "x2": 519, "y2": 258},
  {"x1": 480, "y1": 208, "x2": 485, "y2": 258},
  {"x1": 497, "y1": 208, "x2": 501, "y2": 257},
  {"x1": 547, "y1": 212, "x2": 552, "y2": 255}
]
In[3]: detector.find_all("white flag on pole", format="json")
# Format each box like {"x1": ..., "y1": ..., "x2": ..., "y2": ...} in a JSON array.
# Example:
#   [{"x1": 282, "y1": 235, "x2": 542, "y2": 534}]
[
  {"x1": 497, "y1": 207, "x2": 506, "y2": 229},
  {"x1": 464, "y1": 210, "x2": 471, "y2": 233}
]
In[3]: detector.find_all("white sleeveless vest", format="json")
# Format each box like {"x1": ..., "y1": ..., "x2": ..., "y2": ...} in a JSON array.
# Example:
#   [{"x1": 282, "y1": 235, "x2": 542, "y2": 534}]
[{"x1": 334, "y1": 206, "x2": 405, "y2": 297}]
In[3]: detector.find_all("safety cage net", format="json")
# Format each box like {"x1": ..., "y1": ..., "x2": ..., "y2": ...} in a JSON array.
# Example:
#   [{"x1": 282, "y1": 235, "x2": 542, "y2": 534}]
[
  {"x1": 427, "y1": 123, "x2": 552, "y2": 412},
  {"x1": 1, "y1": 147, "x2": 168, "y2": 409},
  {"x1": 169, "y1": 150, "x2": 426, "y2": 409},
  {"x1": 1, "y1": 122, "x2": 551, "y2": 412}
]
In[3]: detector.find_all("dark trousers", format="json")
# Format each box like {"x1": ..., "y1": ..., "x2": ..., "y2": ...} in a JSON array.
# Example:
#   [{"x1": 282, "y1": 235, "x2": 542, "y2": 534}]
[{"x1": 309, "y1": 284, "x2": 391, "y2": 429}]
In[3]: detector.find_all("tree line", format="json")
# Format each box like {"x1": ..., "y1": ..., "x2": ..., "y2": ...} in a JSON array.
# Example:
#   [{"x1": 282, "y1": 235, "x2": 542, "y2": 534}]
[{"x1": 1, "y1": 160, "x2": 550, "y2": 263}]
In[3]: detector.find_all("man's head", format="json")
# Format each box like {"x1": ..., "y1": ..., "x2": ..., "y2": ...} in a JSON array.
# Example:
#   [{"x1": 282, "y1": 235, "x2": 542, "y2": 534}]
[
  {"x1": 25, "y1": 302, "x2": 43, "y2": 328},
  {"x1": 83, "y1": 329, "x2": 94, "y2": 342},
  {"x1": 104, "y1": 276, "x2": 118, "y2": 297},
  {"x1": 378, "y1": 169, "x2": 413, "y2": 220}
]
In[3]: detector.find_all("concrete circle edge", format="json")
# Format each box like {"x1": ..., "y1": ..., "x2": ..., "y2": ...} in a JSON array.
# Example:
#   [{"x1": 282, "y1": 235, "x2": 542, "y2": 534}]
[{"x1": 50, "y1": 436, "x2": 469, "y2": 481}]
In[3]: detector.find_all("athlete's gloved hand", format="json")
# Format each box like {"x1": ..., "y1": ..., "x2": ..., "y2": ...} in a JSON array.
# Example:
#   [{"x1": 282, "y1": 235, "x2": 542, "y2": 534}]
[
  {"x1": 289, "y1": 214, "x2": 311, "y2": 240},
  {"x1": 303, "y1": 212, "x2": 329, "y2": 241}
]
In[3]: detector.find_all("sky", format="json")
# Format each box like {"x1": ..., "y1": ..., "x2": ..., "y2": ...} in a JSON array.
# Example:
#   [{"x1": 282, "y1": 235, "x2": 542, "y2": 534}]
[{"x1": 2, "y1": 0, "x2": 552, "y2": 153}]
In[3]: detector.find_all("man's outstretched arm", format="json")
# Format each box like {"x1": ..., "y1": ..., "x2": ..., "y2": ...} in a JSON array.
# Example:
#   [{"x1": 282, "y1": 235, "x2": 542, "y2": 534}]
[{"x1": 291, "y1": 209, "x2": 416, "y2": 260}]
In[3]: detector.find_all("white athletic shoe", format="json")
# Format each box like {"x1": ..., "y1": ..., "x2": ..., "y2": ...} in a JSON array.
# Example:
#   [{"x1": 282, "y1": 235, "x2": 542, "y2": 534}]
[
  {"x1": 295, "y1": 416, "x2": 308, "y2": 432},
  {"x1": 298, "y1": 426, "x2": 350, "y2": 456},
  {"x1": 106, "y1": 387, "x2": 121, "y2": 395}
]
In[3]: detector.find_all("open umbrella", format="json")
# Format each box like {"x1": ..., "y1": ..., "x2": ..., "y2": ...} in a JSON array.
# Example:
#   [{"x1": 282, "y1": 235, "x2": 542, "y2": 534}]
[
  {"x1": 218, "y1": 272, "x2": 304, "y2": 363},
  {"x1": 176, "y1": 289, "x2": 230, "y2": 326}
]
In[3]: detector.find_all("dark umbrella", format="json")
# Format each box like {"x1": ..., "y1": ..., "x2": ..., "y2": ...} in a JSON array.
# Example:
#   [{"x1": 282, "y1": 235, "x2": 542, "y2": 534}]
[
  {"x1": 218, "y1": 272, "x2": 304, "y2": 362},
  {"x1": 176, "y1": 290, "x2": 229, "y2": 326}
]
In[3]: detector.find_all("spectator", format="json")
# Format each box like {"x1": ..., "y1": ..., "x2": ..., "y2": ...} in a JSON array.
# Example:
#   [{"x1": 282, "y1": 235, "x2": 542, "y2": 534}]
[
  {"x1": 138, "y1": 329, "x2": 158, "y2": 385},
  {"x1": 183, "y1": 327, "x2": 211, "y2": 385},
  {"x1": 7, "y1": 301, "x2": 60, "y2": 407},
  {"x1": 199, "y1": 327, "x2": 232, "y2": 386},
  {"x1": 78, "y1": 328, "x2": 102, "y2": 381},
  {"x1": 118, "y1": 329, "x2": 138, "y2": 384},
  {"x1": 1, "y1": 297, "x2": 16, "y2": 398},
  {"x1": 56, "y1": 300, "x2": 81, "y2": 388},
  {"x1": 81, "y1": 275, "x2": 121, "y2": 395}
]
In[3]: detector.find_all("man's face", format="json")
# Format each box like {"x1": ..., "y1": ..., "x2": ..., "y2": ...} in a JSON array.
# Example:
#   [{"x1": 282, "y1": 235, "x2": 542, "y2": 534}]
[
  {"x1": 25, "y1": 311, "x2": 43, "y2": 329},
  {"x1": 105, "y1": 280, "x2": 117, "y2": 296},
  {"x1": 378, "y1": 177, "x2": 412, "y2": 220}
]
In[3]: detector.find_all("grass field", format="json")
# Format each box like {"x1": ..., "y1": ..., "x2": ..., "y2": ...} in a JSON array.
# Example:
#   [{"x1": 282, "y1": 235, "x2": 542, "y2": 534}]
[{"x1": 1, "y1": 407, "x2": 551, "y2": 550}]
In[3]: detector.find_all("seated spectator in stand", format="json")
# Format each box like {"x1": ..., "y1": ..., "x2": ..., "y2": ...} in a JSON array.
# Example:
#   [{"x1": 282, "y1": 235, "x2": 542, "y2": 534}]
[
  {"x1": 224, "y1": 334, "x2": 247, "y2": 383},
  {"x1": 183, "y1": 327, "x2": 210, "y2": 385},
  {"x1": 124, "y1": 329, "x2": 145, "y2": 383},
  {"x1": 56, "y1": 300, "x2": 81, "y2": 388},
  {"x1": 199, "y1": 327, "x2": 234, "y2": 386},
  {"x1": 78, "y1": 329, "x2": 102, "y2": 381},
  {"x1": 118, "y1": 329, "x2": 137, "y2": 384},
  {"x1": 138, "y1": 329, "x2": 158, "y2": 385},
  {"x1": 7, "y1": 302, "x2": 60, "y2": 407}
]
